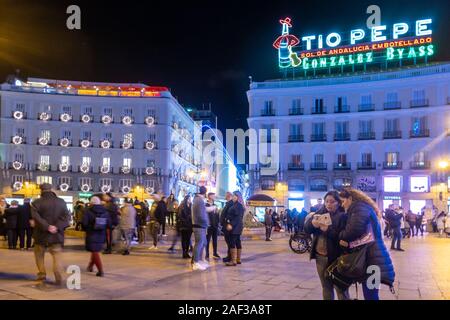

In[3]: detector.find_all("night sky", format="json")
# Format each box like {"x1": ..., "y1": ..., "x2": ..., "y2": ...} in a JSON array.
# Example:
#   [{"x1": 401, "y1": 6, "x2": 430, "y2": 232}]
[{"x1": 0, "y1": 0, "x2": 449, "y2": 133}]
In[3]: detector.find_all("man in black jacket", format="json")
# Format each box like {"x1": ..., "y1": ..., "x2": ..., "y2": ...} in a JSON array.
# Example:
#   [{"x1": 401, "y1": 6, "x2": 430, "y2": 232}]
[
  {"x1": 385, "y1": 205, "x2": 404, "y2": 251},
  {"x1": 220, "y1": 192, "x2": 233, "y2": 263},
  {"x1": 17, "y1": 199, "x2": 33, "y2": 250},
  {"x1": 31, "y1": 183, "x2": 70, "y2": 285},
  {"x1": 205, "y1": 193, "x2": 220, "y2": 260},
  {"x1": 5, "y1": 200, "x2": 20, "y2": 249}
]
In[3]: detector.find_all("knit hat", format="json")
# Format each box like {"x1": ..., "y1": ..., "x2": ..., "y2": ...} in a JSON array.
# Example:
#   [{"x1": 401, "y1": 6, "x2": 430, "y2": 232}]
[{"x1": 90, "y1": 196, "x2": 101, "y2": 205}]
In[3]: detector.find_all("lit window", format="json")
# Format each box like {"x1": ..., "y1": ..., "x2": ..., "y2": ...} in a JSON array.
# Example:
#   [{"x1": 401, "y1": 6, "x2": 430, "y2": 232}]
[
  {"x1": 61, "y1": 155, "x2": 70, "y2": 165},
  {"x1": 384, "y1": 176, "x2": 401, "y2": 192},
  {"x1": 37, "y1": 176, "x2": 52, "y2": 185},
  {"x1": 103, "y1": 157, "x2": 111, "y2": 167},
  {"x1": 410, "y1": 176, "x2": 429, "y2": 192},
  {"x1": 123, "y1": 157, "x2": 132, "y2": 168},
  {"x1": 82, "y1": 156, "x2": 91, "y2": 166},
  {"x1": 39, "y1": 155, "x2": 50, "y2": 165}
]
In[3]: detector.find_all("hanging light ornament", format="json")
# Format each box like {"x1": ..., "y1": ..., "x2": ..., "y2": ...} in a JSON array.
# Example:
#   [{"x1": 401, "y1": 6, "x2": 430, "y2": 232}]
[
  {"x1": 145, "y1": 116, "x2": 155, "y2": 126},
  {"x1": 101, "y1": 140, "x2": 111, "y2": 149},
  {"x1": 81, "y1": 114, "x2": 92, "y2": 123},
  {"x1": 145, "y1": 167, "x2": 155, "y2": 175},
  {"x1": 80, "y1": 139, "x2": 91, "y2": 148},
  {"x1": 101, "y1": 115, "x2": 112, "y2": 124},
  {"x1": 59, "y1": 163, "x2": 69, "y2": 172},
  {"x1": 12, "y1": 135, "x2": 23, "y2": 145},
  {"x1": 122, "y1": 116, "x2": 133, "y2": 125},
  {"x1": 81, "y1": 184, "x2": 90, "y2": 192},
  {"x1": 121, "y1": 185, "x2": 131, "y2": 194},
  {"x1": 60, "y1": 138, "x2": 70, "y2": 147},
  {"x1": 60, "y1": 183, "x2": 69, "y2": 192},
  {"x1": 121, "y1": 166, "x2": 131, "y2": 174},
  {"x1": 39, "y1": 112, "x2": 51, "y2": 121},
  {"x1": 80, "y1": 164, "x2": 90, "y2": 174},
  {"x1": 145, "y1": 141, "x2": 155, "y2": 150},
  {"x1": 12, "y1": 161, "x2": 23, "y2": 170},
  {"x1": 13, "y1": 111, "x2": 24, "y2": 120},
  {"x1": 101, "y1": 185, "x2": 111, "y2": 193},
  {"x1": 38, "y1": 137, "x2": 49, "y2": 145},
  {"x1": 12, "y1": 181, "x2": 23, "y2": 191},
  {"x1": 100, "y1": 166, "x2": 110, "y2": 174},
  {"x1": 60, "y1": 113, "x2": 72, "y2": 122}
]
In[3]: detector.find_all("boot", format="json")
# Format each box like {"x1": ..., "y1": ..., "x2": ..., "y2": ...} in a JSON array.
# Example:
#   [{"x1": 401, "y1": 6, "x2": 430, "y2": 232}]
[
  {"x1": 225, "y1": 249, "x2": 237, "y2": 266},
  {"x1": 236, "y1": 249, "x2": 242, "y2": 265}
]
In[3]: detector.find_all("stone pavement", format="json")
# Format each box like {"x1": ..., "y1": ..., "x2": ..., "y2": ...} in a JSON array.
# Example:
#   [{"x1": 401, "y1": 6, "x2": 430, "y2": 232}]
[{"x1": 0, "y1": 232, "x2": 449, "y2": 300}]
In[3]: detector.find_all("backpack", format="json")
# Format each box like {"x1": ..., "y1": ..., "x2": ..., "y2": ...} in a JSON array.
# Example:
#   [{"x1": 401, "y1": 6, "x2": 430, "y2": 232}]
[{"x1": 92, "y1": 210, "x2": 109, "y2": 231}]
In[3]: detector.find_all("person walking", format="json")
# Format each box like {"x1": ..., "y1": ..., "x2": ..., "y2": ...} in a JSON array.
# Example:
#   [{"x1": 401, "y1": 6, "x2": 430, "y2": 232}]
[
  {"x1": 5, "y1": 200, "x2": 20, "y2": 249},
  {"x1": 436, "y1": 211, "x2": 446, "y2": 237},
  {"x1": 191, "y1": 186, "x2": 209, "y2": 271},
  {"x1": 406, "y1": 210, "x2": 417, "y2": 238},
  {"x1": 264, "y1": 208, "x2": 273, "y2": 241},
  {"x1": 286, "y1": 209, "x2": 294, "y2": 234},
  {"x1": 415, "y1": 210, "x2": 424, "y2": 236},
  {"x1": 148, "y1": 194, "x2": 166, "y2": 250},
  {"x1": 220, "y1": 192, "x2": 233, "y2": 263},
  {"x1": 82, "y1": 196, "x2": 111, "y2": 277},
  {"x1": 224, "y1": 191, "x2": 245, "y2": 266},
  {"x1": 168, "y1": 199, "x2": 181, "y2": 252},
  {"x1": 17, "y1": 198, "x2": 33, "y2": 250},
  {"x1": 385, "y1": 204, "x2": 404, "y2": 251},
  {"x1": 205, "y1": 192, "x2": 220, "y2": 260},
  {"x1": 119, "y1": 199, "x2": 137, "y2": 255},
  {"x1": 338, "y1": 188, "x2": 395, "y2": 300},
  {"x1": 304, "y1": 191, "x2": 350, "y2": 300},
  {"x1": 160, "y1": 196, "x2": 168, "y2": 236},
  {"x1": 102, "y1": 193, "x2": 120, "y2": 254},
  {"x1": 178, "y1": 195, "x2": 193, "y2": 258},
  {"x1": 30, "y1": 183, "x2": 70, "y2": 285}
]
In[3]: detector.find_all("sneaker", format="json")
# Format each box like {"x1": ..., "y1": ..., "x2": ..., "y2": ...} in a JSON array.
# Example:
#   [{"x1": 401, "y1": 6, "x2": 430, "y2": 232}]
[
  {"x1": 167, "y1": 247, "x2": 175, "y2": 252},
  {"x1": 199, "y1": 260, "x2": 210, "y2": 268},
  {"x1": 162, "y1": 234, "x2": 168, "y2": 237},
  {"x1": 396, "y1": 248, "x2": 405, "y2": 252},
  {"x1": 192, "y1": 262, "x2": 207, "y2": 271},
  {"x1": 213, "y1": 254, "x2": 221, "y2": 259},
  {"x1": 148, "y1": 246, "x2": 158, "y2": 250}
]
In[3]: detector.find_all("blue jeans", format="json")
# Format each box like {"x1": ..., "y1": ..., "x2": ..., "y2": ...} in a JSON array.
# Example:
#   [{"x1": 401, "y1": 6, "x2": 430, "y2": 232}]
[
  {"x1": 362, "y1": 280, "x2": 380, "y2": 300},
  {"x1": 193, "y1": 227, "x2": 207, "y2": 263},
  {"x1": 391, "y1": 226, "x2": 402, "y2": 249}
]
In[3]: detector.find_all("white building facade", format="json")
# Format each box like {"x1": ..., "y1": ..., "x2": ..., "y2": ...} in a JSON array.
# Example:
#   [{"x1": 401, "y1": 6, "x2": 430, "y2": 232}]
[
  {"x1": 247, "y1": 63, "x2": 450, "y2": 215},
  {"x1": 0, "y1": 78, "x2": 201, "y2": 205}
]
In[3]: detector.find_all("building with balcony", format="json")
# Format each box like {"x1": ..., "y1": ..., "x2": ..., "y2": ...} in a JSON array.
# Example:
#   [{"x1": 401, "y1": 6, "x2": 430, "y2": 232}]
[
  {"x1": 0, "y1": 77, "x2": 202, "y2": 206},
  {"x1": 247, "y1": 63, "x2": 450, "y2": 215}
]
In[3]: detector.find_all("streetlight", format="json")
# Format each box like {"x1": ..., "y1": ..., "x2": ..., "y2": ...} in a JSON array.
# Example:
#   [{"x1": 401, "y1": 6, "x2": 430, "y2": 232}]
[
  {"x1": 436, "y1": 159, "x2": 449, "y2": 212},
  {"x1": 438, "y1": 160, "x2": 449, "y2": 170}
]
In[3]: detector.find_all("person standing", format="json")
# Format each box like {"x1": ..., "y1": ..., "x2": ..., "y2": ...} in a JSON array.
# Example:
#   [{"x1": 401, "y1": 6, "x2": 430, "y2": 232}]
[
  {"x1": 30, "y1": 183, "x2": 70, "y2": 285},
  {"x1": 286, "y1": 209, "x2": 294, "y2": 234},
  {"x1": 166, "y1": 194, "x2": 177, "y2": 227},
  {"x1": 311, "y1": 198, "x2": 324, "y2": 212},
  {"x1": 220, "y1": 192, "x2": 233, "y2": 263},
  {"x1": 205, "y1": 192, "x2": 220, "y2": 260},
  {"x1": 295, "y1": 208, "x2": 308, "y2": 233},
  {"x1": 5, "y1": 200, "x2": 20, "y2": 249},
  {"x1": 177, "y1": 195, "x2": 193, "y2": 258},
  {"x1": 224, "y1": 191, "x2": 245, "y2": 266},
  {"x1": 119, "y1": 199, "x2": 137, "y2": 255},
  {"x1": 148, "y1": 194, "x2": 166, "y2": 250},
  {"x1": 160, "y1": 196, "x2": 168, "y2": 236},
  {"x1": 304, "y1": 191, "x2": 350, "y2": 300},
  {"x1": 385, "y1": 204, "x2": 404, "y2": 251},
  {"x1": 102, "y1": 193, "x2": 119, "y2": 254},
  {"x1": 82, "y1": 196, "x2": 111, "y2": 277},
  {"x1": 191, "y1": 186, "x2": 209, "y2": 271},
  {"x1": 264, "y1": 208, "x2": 273, "y2": 241},
  {"x1": 338, "y1": 188, "x2": 395, "y2": 300},
  {"x1": 17, "y1": 198, "x2": 33, "y2": 250},
  {"x1": 0, "y1": 196, "x2": 8, "y2": 241},
  {"x1": 73, "y1": 201, "x2": 85, "y2": 231},
  {"x1": 168, "y1": 199, "x2": 181, "y2": 252}
]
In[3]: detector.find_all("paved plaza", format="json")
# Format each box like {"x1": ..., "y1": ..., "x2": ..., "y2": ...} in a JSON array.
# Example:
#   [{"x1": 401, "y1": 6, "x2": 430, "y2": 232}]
[{"x1": 0, "y1": 231, "x2": 449, "y2": 300}]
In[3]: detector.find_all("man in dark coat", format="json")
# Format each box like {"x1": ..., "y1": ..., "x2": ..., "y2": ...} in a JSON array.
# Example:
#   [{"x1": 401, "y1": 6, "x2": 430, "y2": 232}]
[
  {"x1": 5, "y1": 200, "x2": 20, "y2": 249},
  {"x1": 17, "y1": 198, "x2": 33, "y2": 250},
  {"x1": 30, "y1": 183, "x2": 70, "y2": 285},
  {"x1": 385, "y1": 205, "x2": 404, "y2": 251},
  {"x1": 220, "y1": 192, "x2": 233, "y2": 262},
  {"x1": 205, "y1": 192, "x2": 220, "y2": 260}
]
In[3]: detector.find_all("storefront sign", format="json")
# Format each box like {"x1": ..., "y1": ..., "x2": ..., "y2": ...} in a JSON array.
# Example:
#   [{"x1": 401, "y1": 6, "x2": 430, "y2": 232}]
[
  {"x1": 78, "y1": 192, "x2": 93, "y2": 198},
  {"x1": 273, "y1": 17, "x2": 434, "y2": 70}
]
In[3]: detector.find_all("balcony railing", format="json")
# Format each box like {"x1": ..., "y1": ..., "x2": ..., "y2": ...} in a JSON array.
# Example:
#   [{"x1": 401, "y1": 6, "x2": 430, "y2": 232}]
[
  {"x1": 383, "y1": 161, "x2": 403, "y2": 170},
  {"x1": 311, "y1": 134, "x2": 327, "y2": 142},
  {"x1": 310, "y1": 163, "x2": 327, "y2": 170},
  {"x1": 410, "y1": 99, "x2": 429, "y2": 108},
  {"x1": 357, "y1": 162, "x2": 377, "y2": 170},
  {"x1": 334, "y1": 133, "x2": 351, "y2": 141},
  {"x1": 383, "y1": 101, "x2": 402, "y2": 110},
  {"x1": 410, "y1": 129, "x2": 430, "y2": 138},
  {"x1": 310, "y1": 185, "x2": 328, "y2": 192},
  {"x1": 261, "y1": 184, "x2": 276, "y2": 191},
  {"x1": 383, "y1": 131, "x2": 402, "y2": 139},
  {"x1": 261, "y1": 110, "x2": 276, "y2": 116},
  {"x1": 358, "y1": 132, "x2": 376, "y2": 140},
  {"x1": 311, "y1": 107, "x2": 327, "y2": 114},
  {"x1": 334, "y1": 105, "x2": 350, "y2": 113},
  {"x1": 333, "y1": 162, "x2": 351, "y2": 170},
  {"x1": 289, "y1": 107, "x2": 304, "y2": 115},
  {"x1": 288, "y1": 135, "x2": 304, "y2": 142},
  {"x1": 36, "y1": 138, "x2": 52, "y2": 145},
  {"x1": 358, "y1": 103, "x2": 375, "y2": 112},
  {"x1": 410, "y1": 161, "x2": 431, "y2": 170},
  {"x1": 288, "y1": 163, "x2": 305, "y2": 170}
]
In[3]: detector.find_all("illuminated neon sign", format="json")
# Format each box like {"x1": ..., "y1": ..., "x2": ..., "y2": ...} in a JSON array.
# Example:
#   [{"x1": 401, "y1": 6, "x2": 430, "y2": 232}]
[{"x1": 273, "y1": 17, "x2": 434, "y2": 70}]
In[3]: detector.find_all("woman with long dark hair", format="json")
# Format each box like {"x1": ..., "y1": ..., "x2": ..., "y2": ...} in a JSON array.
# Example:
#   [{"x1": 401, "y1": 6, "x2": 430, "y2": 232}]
[
  {"x1": 224, "y1": 191, "x2": 245, "y2": 266},
  {"x1": 178, "y1": 195, "x2": 193, "y2": 259},
  {"x1": 338, "y1": 188, "x2": 395, "y2": 300},
  {"x1": 304, "y1": 191, "x2": 349, "y2": 300}
]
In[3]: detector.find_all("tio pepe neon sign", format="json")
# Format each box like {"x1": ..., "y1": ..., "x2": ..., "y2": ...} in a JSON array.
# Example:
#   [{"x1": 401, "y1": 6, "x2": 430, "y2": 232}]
[{"x1": 274, "y1": 17, "x2": 434, "y2": 70}]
